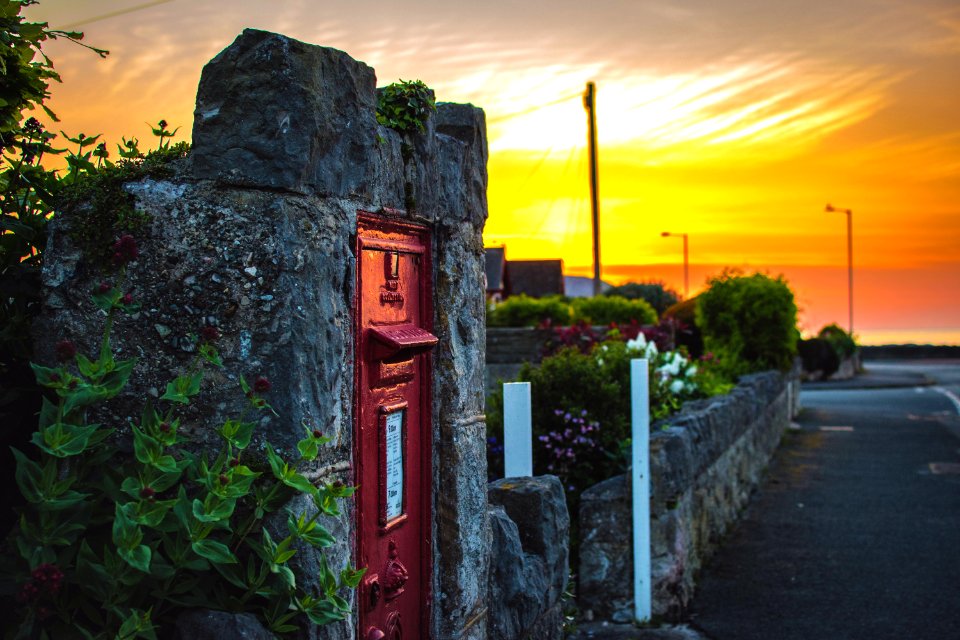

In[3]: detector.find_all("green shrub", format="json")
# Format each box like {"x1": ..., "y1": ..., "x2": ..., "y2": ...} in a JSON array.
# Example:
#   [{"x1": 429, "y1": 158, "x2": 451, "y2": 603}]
[
  {"x1": 486, "y1": 294, "x2": 572, "y2": 327},
  {"x1": 696, "y1": 271, "x2": 799, "y2": 376},
  {"x1": 571, "y1": 295, "x2": 657, "y2": 326},
  {"x1": 818, "y1": 323, "x2": 857, "y2": 359},
  {"x1": 604, "y1": 281, "x2": 679, "y2": 315}
]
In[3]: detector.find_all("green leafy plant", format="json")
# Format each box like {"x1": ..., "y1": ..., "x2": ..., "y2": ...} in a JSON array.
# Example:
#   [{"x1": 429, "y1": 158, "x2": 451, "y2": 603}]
[
  {"x1": 3, "y1": 238, "x2": 362, "y2": 638},
  {"x1": 1, "y1": 0, "x2": 111, "y2": 530},
  {"x1": 696, "y1": 270, "x2": 799, "y2": 376},
  {"x1": 486, "y1": 294, "x2": 572, "y2": 327},
  {"x1": 571, "y1": 295, "x2": 657, "y2": 326},
  {"x1": 376, "y1": 79, "x2": 436, "y2": 134}
]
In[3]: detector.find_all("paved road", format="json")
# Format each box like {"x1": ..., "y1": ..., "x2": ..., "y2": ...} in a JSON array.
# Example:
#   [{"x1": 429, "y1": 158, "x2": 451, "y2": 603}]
[{"x1": 688, "y1": 361, "x2": 960, "y2": 640}]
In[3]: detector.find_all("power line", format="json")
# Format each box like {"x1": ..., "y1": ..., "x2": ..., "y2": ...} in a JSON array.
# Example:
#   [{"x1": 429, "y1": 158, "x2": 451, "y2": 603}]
[
  {"x1": 59, "y1": 0, "x2": 176, "y2": 29},
  {"x1": 486, "y1": 91, "x2": 582, "y2": 124}
]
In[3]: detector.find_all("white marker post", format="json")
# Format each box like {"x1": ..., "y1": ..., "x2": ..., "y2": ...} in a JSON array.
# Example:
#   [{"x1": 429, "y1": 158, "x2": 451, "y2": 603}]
[
  {"x1": 631, "y1": 358, "x2": 652, "y2": 622},
  {"x1": 503, "y1": 382, "x2": 533, "y2": 478}
]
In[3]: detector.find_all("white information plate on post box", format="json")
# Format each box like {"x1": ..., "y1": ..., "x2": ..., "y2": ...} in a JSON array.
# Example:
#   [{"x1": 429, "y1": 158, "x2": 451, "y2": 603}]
[{"x1": 384, "y1": 410, "x2": 404, "y2": 522}]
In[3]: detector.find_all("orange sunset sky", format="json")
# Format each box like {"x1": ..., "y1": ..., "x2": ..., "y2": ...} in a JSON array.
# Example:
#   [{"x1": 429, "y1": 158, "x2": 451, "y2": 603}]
[{"x1": 26, "y1": 0, "x2": 960, "y2": 344}]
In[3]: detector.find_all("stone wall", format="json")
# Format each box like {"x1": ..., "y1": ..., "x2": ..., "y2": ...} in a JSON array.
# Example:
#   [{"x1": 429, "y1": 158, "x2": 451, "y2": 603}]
[
  {"x1": 487, "y1": 476, "x2": 570, "y2": 640},
  {"x1": 578, "y1": 370, "x2": 797, "y2": 621},
  {"x1": 484, "y1": 327, "x2": 551, "y2": 393},
  {"x1": 35, "y1": 30, "x2": 489, "y2": 640}
]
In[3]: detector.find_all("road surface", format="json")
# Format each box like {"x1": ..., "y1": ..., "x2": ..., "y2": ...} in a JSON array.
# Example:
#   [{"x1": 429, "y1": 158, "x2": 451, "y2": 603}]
[{"x1": 689, "y1": 360, "x2": 960, "y2": 640}]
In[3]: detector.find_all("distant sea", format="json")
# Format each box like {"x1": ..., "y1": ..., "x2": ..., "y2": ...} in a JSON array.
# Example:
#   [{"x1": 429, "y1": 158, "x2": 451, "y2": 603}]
[{"x1": 853, "y1": 328, "x2": 960, "y2": 347}]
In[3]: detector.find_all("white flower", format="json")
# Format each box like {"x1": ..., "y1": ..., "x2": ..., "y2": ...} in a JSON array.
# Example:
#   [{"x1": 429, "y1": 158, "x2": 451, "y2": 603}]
[
  {"x1": 597, "y1": 358, "x2": 604, "y2": 366},
  {"x1": 686, "y1": 365, "x2": 698, "y2": 377},
  {"x1": 670, "y1": 379, "x2": 685, "y2": 394},
  {"x1": 626, "y1": 334, "x2": 647, "y2": 353},
  {"x1": 645, "y1": 342, "x2": 658, "y2": 359}
]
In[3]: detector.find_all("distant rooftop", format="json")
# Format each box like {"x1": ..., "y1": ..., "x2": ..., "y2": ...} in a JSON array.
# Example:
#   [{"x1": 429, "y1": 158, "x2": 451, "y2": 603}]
[{"x1": 506, "y1": 259, "x2": 564, "y2": 298}]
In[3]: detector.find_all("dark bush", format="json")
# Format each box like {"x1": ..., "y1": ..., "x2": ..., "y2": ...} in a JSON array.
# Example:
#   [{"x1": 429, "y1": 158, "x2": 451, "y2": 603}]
[
  {"x1": 604, "y1": 281, "x2": 679, "y2": 315},
  {"x1": 487, "y1": 294, "x2": 571, "y2": 327},
  {"x1": 663, "y1": 296, "x2": 703, "y2": 358},
  {"x1": 571, "y1": 295, "x2": 657, "y2": 326},
  {"x1": 696, "y1": 271, "x2": 799, "y2": 376},
  {"x1": 798, "y1": 338, "x2": 840, "y2": 379},
  {"x1": 818, "y1": 323, "x2": 857, "y2": 359}
]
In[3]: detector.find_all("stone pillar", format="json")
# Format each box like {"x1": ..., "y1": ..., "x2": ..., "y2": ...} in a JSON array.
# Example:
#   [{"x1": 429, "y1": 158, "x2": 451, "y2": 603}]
[{"x1": 35, "y1": 29, "x2": 488, "y2": 640}]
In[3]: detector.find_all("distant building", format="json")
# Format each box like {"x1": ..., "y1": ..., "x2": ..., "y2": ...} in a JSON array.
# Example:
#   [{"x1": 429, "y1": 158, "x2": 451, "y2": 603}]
[
  {"x1": 504, "y1": 259, "x2": 565, "y2": 298},
  {"x1": 563, "y1": 275, "x2": 613, "y2": 298},
  {"x1": 484, "y1": 246, "x2": 507, "y2": 302}
]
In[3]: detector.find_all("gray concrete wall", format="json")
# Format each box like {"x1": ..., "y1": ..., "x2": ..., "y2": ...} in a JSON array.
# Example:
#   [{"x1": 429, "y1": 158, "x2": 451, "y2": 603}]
[
  {"x1": 579, "y1": 370, "x2": 797, "y2": 621},
  {"x1": 35, "y1": 29, "x2": 488, "y2": 640}
]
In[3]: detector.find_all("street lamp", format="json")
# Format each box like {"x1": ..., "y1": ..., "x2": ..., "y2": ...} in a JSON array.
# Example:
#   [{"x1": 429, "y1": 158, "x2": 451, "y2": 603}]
[
  {"x1": 825, "y1": 204, "x2": 853, "y2": 334},
  {"x1": 660, "y1": 232, "x2": 689, "y2": 299}
]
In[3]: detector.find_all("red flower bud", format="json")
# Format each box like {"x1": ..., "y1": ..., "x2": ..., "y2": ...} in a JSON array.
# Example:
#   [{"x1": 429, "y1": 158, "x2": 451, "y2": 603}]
[
  {"x1": 139, "y1": 487, "x2": 155, "y2": 499},
  {"x1": 200, "y1": 325, "x2": 220, "y2": 342},
  {"x1": 159, "y1": 422, "x2": 171, "y2": 433},
  {"x1": 98, "y1": 281, "x2": 112, "y2": 294},
  {"x1": 219, "y1": 474, "x2": 229, "y2": 485},
  {"x1": 121, "y1": 293, "x2": 134, "y2": 305},
  {"x1": 55, "y1": 339, "x2": 77, "y2": 362},
  {"x1": 111, "y1": 234, "x2": 139, "y2": 266},
  {"x1": 332, "y1": 480, "x2": 344, "y2": 490},
  {"x1": 229, "y1": 457, "x2": 241, "y2": 467},
  {"x1": 253, "y1": 376, "x2": 271, "y2": 394},
  {"x1": 312, "y1": 429, "x2": 322, "y2": 439}
]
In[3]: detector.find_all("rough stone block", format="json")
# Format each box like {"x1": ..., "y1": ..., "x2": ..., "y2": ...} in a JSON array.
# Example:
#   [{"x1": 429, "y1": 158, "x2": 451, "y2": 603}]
[
  {"x1": 488, "y1": 475, "x2": 570, "y2": 607},
  {"x1": 191, "y1": 29, "x2": 384, "y2": 200},
  {"x1": 487, "y1": 506, "x2": 550, "y2": 640},
  {"x1": 173, "y1": 610, "x2": 273, "y2": 639}
]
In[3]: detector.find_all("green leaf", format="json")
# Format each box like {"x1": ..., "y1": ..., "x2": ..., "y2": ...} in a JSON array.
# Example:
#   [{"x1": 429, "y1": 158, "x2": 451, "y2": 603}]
[
  {"x1": 132, "y1": 426, "x2": 162, "y2": 465},
  {"x1": 191, "y1": 495, "x2": 236, "y2": 523},
  {"x1": 12, "y1": 447, "x2": 42, "y2": 503},
  {"x1": 37, "y1": 397, "x2": 58, "y2": 429},
  {"x1": 297, "y1": 437, "x2": 318, "y2": 461},
  {"x1": 30, "y1": 362, "x2": 63, "y2": 387},
  {"x1": 32, "y1": 422, "x2": 101, "y2": 457},
  {"x1": 76, "y1": 353, "x2": 102, "y2": 379},
  {"x1": 115, "y1": 608, "x2": 157, "y2": 640},
  {"x1": 219, "y1": 419, "x2": 255, "y2": 450},
  {"x1": 132, "y1": 499, "x2": 176, "y2": 528},
  {"x1": 191, "y1": 539, "x2": 238, "y2": 565},
  {"x1": 301, "y1": 525, "x2": 336, "y2": 549},
  {"x1": 340, "y1": 565, "x2": 367, "y2": 589},
  {"x1": 118, "y1": 544, "x2": 152, "y2": 573},
  {"x1": 160, "y1": 372, "x2": 202, "y2": 404},
  {"x1": 112, "y1": 502, "x2": 143, "y2": 550}
]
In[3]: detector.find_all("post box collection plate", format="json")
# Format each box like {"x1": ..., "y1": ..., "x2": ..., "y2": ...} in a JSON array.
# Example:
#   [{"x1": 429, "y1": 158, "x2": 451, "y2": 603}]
[{"x1": 355, "y1": 214, "x2": 434, "y2": 640}]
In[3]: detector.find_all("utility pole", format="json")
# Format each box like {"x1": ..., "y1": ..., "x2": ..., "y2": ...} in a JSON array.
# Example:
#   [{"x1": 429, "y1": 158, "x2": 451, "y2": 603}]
[{"x1": 584, "y1": 82, "x2": 601, "y2": 297}]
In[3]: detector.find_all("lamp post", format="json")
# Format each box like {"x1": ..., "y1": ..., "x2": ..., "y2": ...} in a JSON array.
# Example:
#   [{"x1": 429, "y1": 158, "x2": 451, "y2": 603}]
[
  {"x1": 825, "y1": 204, "x2": 853, "y2": 334},
  {"x1": 660, "y1": 232, "x2": 689, "y2": 299}
]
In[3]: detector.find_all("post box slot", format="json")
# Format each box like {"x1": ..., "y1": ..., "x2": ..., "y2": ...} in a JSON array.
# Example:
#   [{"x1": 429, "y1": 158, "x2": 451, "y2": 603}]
[{"x1": 368, "y1": 324, "x2": 438, "y2": 361}]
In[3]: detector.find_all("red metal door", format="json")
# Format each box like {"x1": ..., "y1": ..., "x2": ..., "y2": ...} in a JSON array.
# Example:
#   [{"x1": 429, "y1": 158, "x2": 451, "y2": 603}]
[{"x1": 355, "y1": 214, "x2": 434, "y2": 640}]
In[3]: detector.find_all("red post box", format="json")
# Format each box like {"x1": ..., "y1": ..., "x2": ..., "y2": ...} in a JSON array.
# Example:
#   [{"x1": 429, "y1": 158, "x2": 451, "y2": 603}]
[{"x1": 355, "y1": 213, "x2": 436, "y2": 640}]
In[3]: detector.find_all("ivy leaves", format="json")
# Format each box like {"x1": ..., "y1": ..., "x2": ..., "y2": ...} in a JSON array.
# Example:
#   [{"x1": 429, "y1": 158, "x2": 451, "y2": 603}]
[{"x1": 376, "y1": 79, "x2": 436, "y2": 134}]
